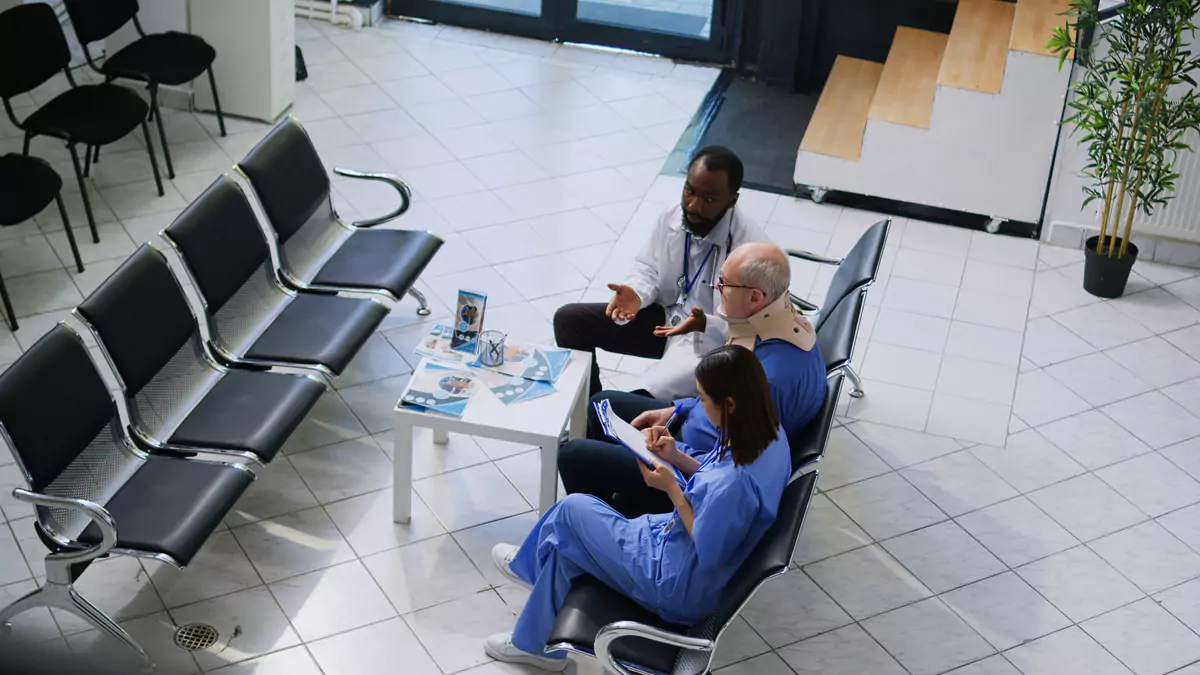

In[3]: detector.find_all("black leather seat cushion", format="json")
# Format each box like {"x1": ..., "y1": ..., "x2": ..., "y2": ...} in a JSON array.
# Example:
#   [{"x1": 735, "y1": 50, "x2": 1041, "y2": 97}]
[
  {"x1": 817, "y1": 290, "x2": 864, "y2": 373},
  {"x1": 247, "y1": 294, "x2": 387, "y2": 374},
  {"x1": 23, "y1": 84, "x2": 148, "y2": 145},
  {"x1": 791, "y1": 376, "x2": 842, "y2": 470},
  {"x1": 0, "y1": 154, "x2": 61, "y2": 225},
  {"x1": 169, "y1": 370, "x2": 323, "y2": 463},
  {"x1": 80, "y1": 455, "x2": 252, "y2": 565},
  {"x1": 549, "y1": 576, "x2": 687, "y2": 674},
  {"x1": 102, "y1": 32, "x2": 216, "y2": 85},
  {"x1": 312, "y1": 229, "x2": 443, "y2": 298}
]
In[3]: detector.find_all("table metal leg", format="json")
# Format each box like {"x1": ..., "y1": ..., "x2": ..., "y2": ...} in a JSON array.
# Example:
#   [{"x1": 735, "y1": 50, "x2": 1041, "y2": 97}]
[
  {"x1": 538, "y1": 439, "x2": 558, "y2": 515},
  {"x1": 569, "y1": 382, "x2": 588, "y2": 441},
  {"x1": 393, "y1": 418, "x2": 414, "y2": 524},
  {"x1": 432, "y1": 428, "x2": 450, "y2": 445}
]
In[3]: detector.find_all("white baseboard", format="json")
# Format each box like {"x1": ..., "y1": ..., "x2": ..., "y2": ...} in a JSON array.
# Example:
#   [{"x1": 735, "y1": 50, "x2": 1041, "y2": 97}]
[{"x1": 1046, "y1": 221, "x2": 1200, "y2": 269}]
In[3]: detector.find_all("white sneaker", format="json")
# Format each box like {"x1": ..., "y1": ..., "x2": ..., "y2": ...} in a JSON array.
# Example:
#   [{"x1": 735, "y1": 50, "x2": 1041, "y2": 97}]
[
  {"x1": 492, "y1": 543, "x2": 530, "y2": 589},
  {"x1": 485, "y1": 633, "x2": 568, "y2": 672}
]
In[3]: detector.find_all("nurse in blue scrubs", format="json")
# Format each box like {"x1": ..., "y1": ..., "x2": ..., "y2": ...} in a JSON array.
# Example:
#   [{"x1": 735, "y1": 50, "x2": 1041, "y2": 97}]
[{"x1": 484, "y1": 344, "x2": 791, "y2": 672}]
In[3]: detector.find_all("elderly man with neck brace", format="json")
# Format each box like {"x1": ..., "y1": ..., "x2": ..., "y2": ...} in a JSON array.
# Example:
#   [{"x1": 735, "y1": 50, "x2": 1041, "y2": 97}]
[{"x1": 558, "y1": 241, "x2": 826, "y2": 518}]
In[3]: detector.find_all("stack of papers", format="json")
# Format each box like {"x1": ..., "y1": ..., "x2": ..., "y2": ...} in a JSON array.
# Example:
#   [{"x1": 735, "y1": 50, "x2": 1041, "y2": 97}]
[
  {"x1": 468, "y1": 343, "x2": 571, "y2": 382},
  {"x1": 399, "y1": 361, "x2": 479, "y2": 417},
  {"x1": 412, "y1": 325, "x2": 568, "y2": 409},
  {"x1": 593, "y1": 399, "x2": 660, "y2": 468}
]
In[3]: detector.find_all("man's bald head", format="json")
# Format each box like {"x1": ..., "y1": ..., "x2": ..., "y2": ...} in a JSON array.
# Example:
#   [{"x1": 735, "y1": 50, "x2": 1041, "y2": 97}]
[{"x1": 719, "y1": 242, "x2": 791, "y2": 319}]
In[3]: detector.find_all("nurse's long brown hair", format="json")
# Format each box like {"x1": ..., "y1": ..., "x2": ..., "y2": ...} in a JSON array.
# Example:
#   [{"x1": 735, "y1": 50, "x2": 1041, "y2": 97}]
[{"x1": 694, "y1": 345, "x2": 778, "y2": 466}]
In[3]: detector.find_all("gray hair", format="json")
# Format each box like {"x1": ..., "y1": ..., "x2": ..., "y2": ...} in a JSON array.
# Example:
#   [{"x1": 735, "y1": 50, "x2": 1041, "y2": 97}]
[{"x1": 738, "y1": 252, "x2": 791, "y2": 302}]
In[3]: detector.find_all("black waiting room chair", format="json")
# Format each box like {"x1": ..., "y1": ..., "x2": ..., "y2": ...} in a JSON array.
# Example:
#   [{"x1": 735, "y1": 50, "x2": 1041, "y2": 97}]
[
  {"x1": 817, "y1": 288, "x2": 868, "y2": 398},
  {"x1": 789, "y1": 374, "x2": 844, "y2": 473},
  {"x1": 547, "y1": 471, "x2": 819, "y2": 675},
  {"x1": 0, "y1": 323, "x2": 254, "y2": 665},
  {"x1": 0, "y1": 3, "x2": 164, "y2": 243},
  {"x1": 0, "y1": 154, "x2": 85, "y2": 330},
  {"x1": 790, "y1": 218, "x2": 890, "y2": 398},
  {"x1": 73, "y1": 244, "x2": 326, "y2": 465},
  {"x1": 788, "y1": 217, "x2": 891, "y2": 326},
  {"x1": 162, "y1": 175, "x2": 389, "y2": 377},
  {"x1": 237, "y1": 117, "x2": 443, "y2": 316},
  {"x1": 63, "y1": 0, "x2": 226, "y2": 180}
]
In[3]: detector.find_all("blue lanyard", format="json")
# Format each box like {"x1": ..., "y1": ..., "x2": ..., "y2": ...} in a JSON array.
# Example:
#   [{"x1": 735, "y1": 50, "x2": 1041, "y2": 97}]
[{"x1": 683, "y1": 236, "x2": 718, "y2": 297}]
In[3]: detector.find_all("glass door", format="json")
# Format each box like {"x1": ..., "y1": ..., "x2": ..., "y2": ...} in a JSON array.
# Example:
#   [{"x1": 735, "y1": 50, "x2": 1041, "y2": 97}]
[
  {"x1": 390, "y1": 0, "x2": 734, "y2": 64},
  {"x1": 561, "y1": 0, "x2": 730, "y2": 62}
]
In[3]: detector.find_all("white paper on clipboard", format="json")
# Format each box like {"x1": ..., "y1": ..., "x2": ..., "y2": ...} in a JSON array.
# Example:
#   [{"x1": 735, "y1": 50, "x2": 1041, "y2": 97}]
[{"x1": 594, "y1": 399, "x2": 660, "y2": 468}]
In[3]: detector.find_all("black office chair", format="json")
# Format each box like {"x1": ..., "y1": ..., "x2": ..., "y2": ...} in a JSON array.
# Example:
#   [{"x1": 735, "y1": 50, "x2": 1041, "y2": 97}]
[
  {"x1": 817, "y1": 288, "x2": 867, "y2": 398},
  {"x1": 547, "y1": 471, "x2": 819, "y2": 675},
  {"x1": 0, "y1": 154, "x2": 84, "y2": 330},
  {"x1": 63, "y1": 0, "x2": 226, "y2": 180},
  {"x1": 788, "y1": 218, "x2": 891, "y2": 331},
  {"x1": 0, "y1": 3, "x2": 164, "y2": 243},
  {"x1": 237, "y1": 117, "x2": 443, "y2": 316},
  {"x1": 790, "y1": 374, "x2": 843, "y2": 472},
  {"x1": 162, "y1": 175, "x2": 389, "y2": 376},
  {"x1": 0, "y1": 323, "x2": 254, "y2": 665},
  {"x1": 73, "y1": 244, "x2": 326, "y2": 465}
]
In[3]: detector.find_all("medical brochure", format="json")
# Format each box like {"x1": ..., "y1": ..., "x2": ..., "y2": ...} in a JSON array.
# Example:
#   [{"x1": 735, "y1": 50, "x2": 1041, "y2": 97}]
[
  {"x1": 450, "y1": 289, "x2": 487, "y2": 352},
  {"x1": 399, "y1": 361, "x2": 479, "y2": 417},
  {"x1": 467, "y1": 341, "x2": 570, "y2": 382},
  {"x1": 413, "y1": 324, "x2": 465, "y2": 363}
]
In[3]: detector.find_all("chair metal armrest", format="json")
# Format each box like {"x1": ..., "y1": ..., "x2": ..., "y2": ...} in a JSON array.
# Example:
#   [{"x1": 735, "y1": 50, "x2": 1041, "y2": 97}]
[
  {"x1": 789, "y1": 292, "x2": 820, "y2": 315},
  {"x1": 333, "y1": 167, "x2": 412, "y2": 228},
  {"x1": 12, "y1": 489, "x2": 118, "y2": 567},
  {"x1": 785, "y1": 248, "x2": 844, "y2": 266},
  {"x1": 594, "y1": 621, "x2": 714, "y2": 675}
]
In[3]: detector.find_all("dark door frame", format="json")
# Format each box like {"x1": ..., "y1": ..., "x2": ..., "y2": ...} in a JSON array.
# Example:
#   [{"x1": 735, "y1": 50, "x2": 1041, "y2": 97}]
[{"x1": 387, "y1": 0, "x2": 741, "y2": 64}]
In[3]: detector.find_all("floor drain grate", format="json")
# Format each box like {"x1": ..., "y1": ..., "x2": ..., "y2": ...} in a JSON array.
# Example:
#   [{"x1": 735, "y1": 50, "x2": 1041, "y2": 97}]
[{"x1": 174, "y1": 623, "x2": 218, "y2": 651}]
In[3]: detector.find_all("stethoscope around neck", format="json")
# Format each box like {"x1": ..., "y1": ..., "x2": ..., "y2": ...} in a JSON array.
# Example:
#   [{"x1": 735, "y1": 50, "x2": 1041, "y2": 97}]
[{"x1": 675, "y1": 228, "x2": 735, "y2": 295}]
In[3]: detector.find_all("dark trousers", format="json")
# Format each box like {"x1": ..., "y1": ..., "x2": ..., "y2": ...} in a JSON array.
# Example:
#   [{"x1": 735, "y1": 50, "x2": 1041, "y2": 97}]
[
  {"x1": 559, "y1": 390, "x2": 677, "y2": 518},
  {"x1": 553, "y1": 302, "x2": 668, "y2": 397}
]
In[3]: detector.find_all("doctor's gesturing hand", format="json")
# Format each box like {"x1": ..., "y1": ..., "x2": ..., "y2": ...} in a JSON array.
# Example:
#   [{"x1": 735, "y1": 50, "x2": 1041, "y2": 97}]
[
  {"x1": 653, "y1": 306, "x2": 706, "y2": 338},
  {"x1": 605, "y1": 283, "x2": 642, "y2": 323}
]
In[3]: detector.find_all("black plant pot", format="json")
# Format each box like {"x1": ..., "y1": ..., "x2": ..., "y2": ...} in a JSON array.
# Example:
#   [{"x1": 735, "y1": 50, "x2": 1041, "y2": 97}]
[{"x1": 1083, "y1": 235, "x2": 1138, "y2": 298}]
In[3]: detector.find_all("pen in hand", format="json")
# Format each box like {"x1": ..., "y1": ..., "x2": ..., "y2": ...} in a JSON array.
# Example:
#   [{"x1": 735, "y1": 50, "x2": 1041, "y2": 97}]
[{"x1": 646, "y1": 402, "x2": 684, "y2": 447}]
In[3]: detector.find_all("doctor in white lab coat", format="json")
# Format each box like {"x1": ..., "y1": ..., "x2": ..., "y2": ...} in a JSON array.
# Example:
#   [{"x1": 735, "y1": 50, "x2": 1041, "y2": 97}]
[{"x1": 553, "y1": 146, "x2": 768, "y2": 400}]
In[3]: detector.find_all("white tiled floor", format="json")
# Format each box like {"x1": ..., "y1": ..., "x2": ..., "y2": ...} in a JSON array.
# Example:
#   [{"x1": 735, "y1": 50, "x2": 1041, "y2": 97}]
[{"x1": 2, "y1": 15, "x2": 1200, "y2": 675}]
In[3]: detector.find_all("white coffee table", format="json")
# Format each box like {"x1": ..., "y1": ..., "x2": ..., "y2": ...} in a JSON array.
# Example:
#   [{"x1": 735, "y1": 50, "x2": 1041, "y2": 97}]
[{"x1": 392, "y1": 350, "x2": 592, "y2": 523}]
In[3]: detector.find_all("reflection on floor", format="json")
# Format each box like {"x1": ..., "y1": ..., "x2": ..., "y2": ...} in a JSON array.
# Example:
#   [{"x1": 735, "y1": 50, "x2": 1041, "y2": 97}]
[{"x1": 2, "y1": 15, "x2": 1200, "y2": 675}]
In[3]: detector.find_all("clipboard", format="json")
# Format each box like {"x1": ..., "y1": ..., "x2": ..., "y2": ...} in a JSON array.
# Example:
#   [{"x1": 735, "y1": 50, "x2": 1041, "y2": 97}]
[{"x1": 593, "y1": 399, "x2": 661, "y2": 469}]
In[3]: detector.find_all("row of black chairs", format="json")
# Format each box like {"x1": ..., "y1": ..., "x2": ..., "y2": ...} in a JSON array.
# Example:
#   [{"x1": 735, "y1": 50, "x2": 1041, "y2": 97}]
[
  {"x1": 539, "y1": 222, "x2": 889, "y2": 674},
  {"x1": 0, "y1": 1, "x2": 228, "y2": 247},
  {"x1": 0, "y1": 117, "x2": 442, "y2": 665}
]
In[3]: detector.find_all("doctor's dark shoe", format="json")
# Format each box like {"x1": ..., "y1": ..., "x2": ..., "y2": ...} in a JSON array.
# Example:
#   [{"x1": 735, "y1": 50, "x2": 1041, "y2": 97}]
[
  {"x1": 485, "y1": 633, "x2": 568, "y2": 672},
  {"x1": 492, "y1": 543, "x2": 530, "y2": 589}
]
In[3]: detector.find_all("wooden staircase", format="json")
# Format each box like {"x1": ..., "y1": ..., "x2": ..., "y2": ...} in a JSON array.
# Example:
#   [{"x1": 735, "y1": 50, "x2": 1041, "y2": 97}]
[{"x1": 799, "y1": 0, "x2": 1070, "y2": 168}]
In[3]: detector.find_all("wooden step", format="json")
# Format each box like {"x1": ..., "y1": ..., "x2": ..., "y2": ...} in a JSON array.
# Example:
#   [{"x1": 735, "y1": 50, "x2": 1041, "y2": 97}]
[
  {"x1": 1010, "y1": 0, "x2": 1073, "y2": 57},
  {"x1": 937, "y1": 0, "x2": 1017, "y2": 94},
  {"x1": 800, "y1": 56, "x2": 885, "y2": 161},
  {"x1": 869, "y1": 27, "x2": 950, "y2": 129}
]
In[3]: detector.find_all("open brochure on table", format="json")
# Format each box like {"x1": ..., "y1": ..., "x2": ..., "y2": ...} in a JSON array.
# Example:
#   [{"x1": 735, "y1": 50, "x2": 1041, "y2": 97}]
[
  {"x1": 474, "y1": 368, "x2": 558, "y2": 405},
  {"x1": 593, "y1": 399, "x2": 659, "y2": 468},
  {"x1": 467, "y1": 341, "x2": 571, "y2": 383},
  {"x1": 399, "y1": 361, "x2": 479, "y2": 417}
]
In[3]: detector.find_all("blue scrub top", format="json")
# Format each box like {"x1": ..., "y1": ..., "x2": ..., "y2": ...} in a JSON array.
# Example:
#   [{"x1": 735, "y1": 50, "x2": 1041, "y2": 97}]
[
  {"x1": 619, "y1": 430, "x2": 791, "y2": 625},
  {"x1": 673, "y1": 337, "x2": 826, "y2": 455}
]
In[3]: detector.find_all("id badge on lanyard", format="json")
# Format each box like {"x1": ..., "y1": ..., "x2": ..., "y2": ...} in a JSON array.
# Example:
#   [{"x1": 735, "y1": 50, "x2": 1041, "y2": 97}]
[{"x1": 672, "y1": 236, "x2": 718, "y2": 326}]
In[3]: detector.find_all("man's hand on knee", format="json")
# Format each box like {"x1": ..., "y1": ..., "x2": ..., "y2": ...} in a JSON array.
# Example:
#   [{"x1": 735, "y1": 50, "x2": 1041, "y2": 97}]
[{"x1": 631, "y1": 406, "x2": 673, "y2": 430}]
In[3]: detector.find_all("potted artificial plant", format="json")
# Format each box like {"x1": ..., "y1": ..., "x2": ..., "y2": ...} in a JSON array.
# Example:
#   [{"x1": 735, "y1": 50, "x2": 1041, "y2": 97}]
[{"x1": 1049, "y1": 0, "x2": 1200, "y2": 298}]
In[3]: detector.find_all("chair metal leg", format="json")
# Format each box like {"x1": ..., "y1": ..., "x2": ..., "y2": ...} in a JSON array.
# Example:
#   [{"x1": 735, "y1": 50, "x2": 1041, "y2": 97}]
[
  {"x1": 206, "y1": 66, "x2": 227, "y2": 137},
  {"x1": 0, "y1": 269, "x2": 16, "y2": 332},
  {"x1": 149, "y1": 85, "x2": 175, "y2": 180},
  {"x1": 56, "y1": 194, "x2": 84, "y2": 274},
  {"x1": 83, "y1": 144, "x2": 93, "y2": 178},
  {"x1": 0, "y1": 584, "x2": 46, "y2": 628},
  {"x1": 93, "y1": 144, "x2": 101, "y2": 164},
  {"x1": 407, "y1": 287, "x2": 431, "y2": 316},
  {"x1": 67, "y1": 144, "x2": 101, "y2": 244},
  {"x1": 845, "y1": 365, "x2": 865, "y2": 398},
  {"x1": 139, "y1": 122, "x2": 165, "y2": 197},
  {"x1": 21, "y1": 133, "x2": 30, "y2": 156}
]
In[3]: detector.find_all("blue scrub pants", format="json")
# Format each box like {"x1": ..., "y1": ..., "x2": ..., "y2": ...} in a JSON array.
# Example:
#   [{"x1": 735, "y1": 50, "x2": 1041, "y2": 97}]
[{"x1": 508, "y1": 493, "x2": 646, "y2": 657}]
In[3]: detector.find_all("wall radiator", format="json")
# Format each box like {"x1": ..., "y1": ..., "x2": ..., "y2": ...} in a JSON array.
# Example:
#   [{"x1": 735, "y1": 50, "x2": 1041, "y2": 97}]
[{"x1": 1132, "y1": 129, "x2": 1200, "y2": 242}]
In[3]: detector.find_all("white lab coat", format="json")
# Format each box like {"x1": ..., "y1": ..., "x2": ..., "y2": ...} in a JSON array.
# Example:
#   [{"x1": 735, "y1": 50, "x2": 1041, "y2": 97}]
[{"x1": 624, "y1": 203, "x2": 768, "y2": 399}]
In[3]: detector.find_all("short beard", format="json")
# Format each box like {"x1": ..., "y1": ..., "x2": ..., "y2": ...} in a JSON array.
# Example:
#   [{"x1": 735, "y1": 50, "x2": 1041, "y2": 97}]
[{"x1": 680, "y1": 204, "x2": 731, "y2": 238}]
